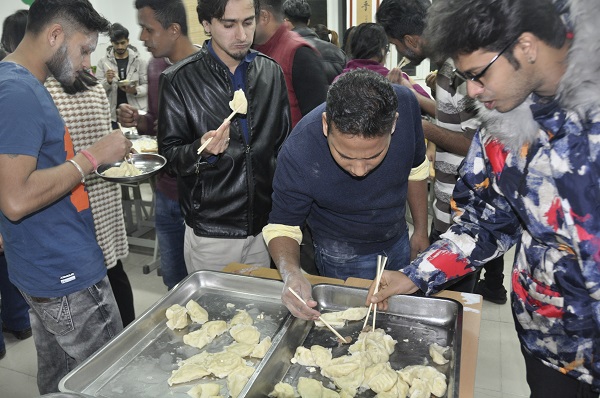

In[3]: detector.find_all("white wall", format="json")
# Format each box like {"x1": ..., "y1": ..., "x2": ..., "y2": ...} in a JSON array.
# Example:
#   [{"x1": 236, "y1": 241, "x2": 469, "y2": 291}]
[{"x1": 0, "y1": 0, "x2": 150, "y2": 67}]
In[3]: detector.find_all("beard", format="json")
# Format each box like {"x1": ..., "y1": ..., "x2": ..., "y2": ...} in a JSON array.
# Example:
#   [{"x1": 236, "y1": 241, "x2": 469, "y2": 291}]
[
  {"x1": 46, "y1": 42, "x2": 76, "y2": 86},
  {"x1": 226, "y1": 47, "x2": 248, "y2": 62}
]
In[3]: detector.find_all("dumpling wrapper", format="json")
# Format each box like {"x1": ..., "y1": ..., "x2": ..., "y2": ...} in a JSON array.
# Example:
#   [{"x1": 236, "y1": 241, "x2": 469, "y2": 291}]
[
  {"x1": 168, "y1": 363, "x2": 210, "y2": 386},
  {"x1": 226, "y1": 364, "x2": 255, "y2": 397},
  {"x1": 187, "y1": 382, "x2": 222, "y2": 398},
  {"x1": 229, "y1": 324, "x2": 260, "y2": 345},
  {"x1": 250, "y1": 336, "x2": 272, "y2": 359},
  {"x1": 183, "y1": 320, "x2": 228, "y2": 349},
  {"x1": 229, "y1": 309, "x2": 253, "y2": 327},
  {"x1": 268, "y1": 382, "x2": 295, "y2": 398},
  {"x1": 229, "y1": 89, "x2": 248, "y2": 114},
  {"x1": 429, "y1": 342, "x2": 450, "y2": 365}
]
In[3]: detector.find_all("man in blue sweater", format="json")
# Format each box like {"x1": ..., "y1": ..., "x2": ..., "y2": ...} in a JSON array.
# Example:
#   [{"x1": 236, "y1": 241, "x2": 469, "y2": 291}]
[{"x1": 263, "y1": 69, "x2": 430, "y2": 319}]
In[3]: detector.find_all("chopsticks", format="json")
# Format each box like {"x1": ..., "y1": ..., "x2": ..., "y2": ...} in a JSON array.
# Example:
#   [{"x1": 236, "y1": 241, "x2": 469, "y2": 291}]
[
  {"x1": 225, "y1": 103, "x2": 244, "y2": 123},
  {"x1": 196, "y1": 137, "x2": 213, "y2": 155},
  {"x1": 287, "y1": 287, "x2": 350, "y2": 343},
  {"x1": 362, "y1": 255, "x2": 388, "y2": 331}
]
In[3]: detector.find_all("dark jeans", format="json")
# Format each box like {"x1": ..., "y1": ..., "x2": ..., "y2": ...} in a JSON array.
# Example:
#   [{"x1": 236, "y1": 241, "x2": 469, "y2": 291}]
[
  {"x1": 477, "y1": 254, "x2": 505, "y2": 289},
  {"x1": 314, "y1": 229, "x2": 410, "y2": 280},
  {"x1": 154, "y1": 190, "x2": 187, "y2": 290},
  {"x1": 521, "y1": 346, "x2": 599, "y2": 398},
  {"x1": 107, "y1": 260, "x2": 135, "y2": 327},
  {"x1": 0, "y1": 254, "x2": 31, "y2": 350}
]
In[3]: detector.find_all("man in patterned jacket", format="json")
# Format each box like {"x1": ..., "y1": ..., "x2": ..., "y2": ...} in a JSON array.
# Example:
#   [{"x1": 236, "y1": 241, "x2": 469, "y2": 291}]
[{"x1": 368, "y1": 0, "x2": 600, "y2": 396}]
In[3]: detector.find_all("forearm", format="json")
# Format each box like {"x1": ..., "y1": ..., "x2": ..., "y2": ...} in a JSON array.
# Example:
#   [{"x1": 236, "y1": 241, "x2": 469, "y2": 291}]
[
  {"x1": 422, "y1": 120, "x2": 472, "y2": 156},
  {"x1": 407, "y1": 179, "x2": 429, "y2": 237},
  {"x1": 412, "y1": 90, "x2": 436, "y2": 117},
  {"x1": 268, "y1": 236, "x2": 302, "y2": 282},
  {"x1": 0, "y1": 152, "x2": 93, "y2": 221}
]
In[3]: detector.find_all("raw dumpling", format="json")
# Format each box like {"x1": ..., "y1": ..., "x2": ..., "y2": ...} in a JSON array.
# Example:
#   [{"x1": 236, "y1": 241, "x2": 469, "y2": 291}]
[
  {"x1": 311, "y1": 345, "x2": 333, "y2": 368},
  {"x1": 364, "y1": 363, "x2": 398, "y2": 393},
  {"x1": 225, "y1": 342, "x2": 256, "y2": 357},
  {"x1": 230, "y1": 324, "x2": 261, "y2": 345},
  {"x1": 268, "y1": 382, "x2": 295, "y2": 398},
  {"x1": 291, "y1": 346, "x2": 316, "y2": 367},
  {"x1": 183, "y1": 320, "x2": 228, "y2": 349},
  {"x1": 297, "y1": 377, "x2": 324, "y2": 398},
  {"x1": 315, "y1": 311, "x2": 345, "y2": 328},
  {"x1": 226, "y1": 364, "x2": 255, "y2": 397},
  {"x1": 429, "y1": 343, "x2": 450, "y2": 365},
  {"x1": 168, "y1": 363, "x2": 210, "y2": 386},
  {"x1": 229, "y1": 309, "x2": 254, "y2": 327},
  {"x1": 341, "y1": 307, "x2": 369, "y2": 321},
  {"x1": 187, "y1": 382, "x2": 222, "y2": 398},
  {"x1": 408, "y1": 378, "x2": 431, "y2": 398},
  {"x1": 186, "y1": 300, "x2": 209, "y2": 325},
  {"x1": 166, "y1": 304, "x2": 189, "y2": 330},
  {"x1": 229, "y1": 89, "x2": 248, "y2": 114},
  {"x1": 250, "y1": 336, "x2": 272, "y2": 359},
  {"x1": 206, "y1": 351, "x2": 246, "y2": 378}
]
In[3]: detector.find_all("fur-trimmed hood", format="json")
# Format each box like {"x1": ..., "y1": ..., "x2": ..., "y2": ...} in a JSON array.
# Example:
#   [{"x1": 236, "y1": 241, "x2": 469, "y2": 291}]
[{"x1": 479, "y1": 0, "x2": 600, "y2": 151}]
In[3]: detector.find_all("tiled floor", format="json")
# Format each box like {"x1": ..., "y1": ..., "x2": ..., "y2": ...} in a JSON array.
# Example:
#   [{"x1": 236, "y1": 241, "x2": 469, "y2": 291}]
[{"x1": 0, "y1": 245, "x2": 528, "y2": 397}]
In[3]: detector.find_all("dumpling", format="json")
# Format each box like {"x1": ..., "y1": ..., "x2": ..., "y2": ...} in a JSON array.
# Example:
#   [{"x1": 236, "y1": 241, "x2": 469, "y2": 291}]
[
  {"x1": 229, "y1": 309, "x2": 253, "y2": 327},
  {"x1": 183, "y1": 320, "x2": 228, "y2": 349},
  {"x1": 229, "y1": 324, "x2": 261, "y2": 345},
  {"x1": 186, "y1": 300, "x2": 209, "y2": 325},
  {"x1": 166, "y1": 304, "x2": 189, "y2": 330},
  {"x1": 250, "y1": 336, "x2": 272, "y2": 359}
]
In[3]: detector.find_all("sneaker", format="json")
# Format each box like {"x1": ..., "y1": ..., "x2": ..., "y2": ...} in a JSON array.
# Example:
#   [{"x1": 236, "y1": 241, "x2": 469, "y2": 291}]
[
  {"x1": 2, "y1": 326, "x2": 32, "y2": 340},
  {"x1": 475, "y1": 279, "x2": 508, "y2": 305}
]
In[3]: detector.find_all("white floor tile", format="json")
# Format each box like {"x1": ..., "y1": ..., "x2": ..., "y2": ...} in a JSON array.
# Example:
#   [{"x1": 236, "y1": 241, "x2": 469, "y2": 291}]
[{"x1": 0, "y1": 368, "x2": 39, "y2": 397}]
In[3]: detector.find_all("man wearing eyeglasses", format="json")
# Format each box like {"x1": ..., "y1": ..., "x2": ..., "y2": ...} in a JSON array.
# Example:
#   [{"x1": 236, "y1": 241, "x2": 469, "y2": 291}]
[
  {"x1": 369, "y1": 0, "x2": 600, "y2": 396},
  {"x1": 377, "y1": 0, "x2": 508, "y2": 301}
]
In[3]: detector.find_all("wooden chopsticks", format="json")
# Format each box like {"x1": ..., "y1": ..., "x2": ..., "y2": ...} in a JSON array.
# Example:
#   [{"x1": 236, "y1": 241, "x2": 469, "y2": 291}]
[{"x1": 362, "y1": 254, "x2": 388, "y2": 331}]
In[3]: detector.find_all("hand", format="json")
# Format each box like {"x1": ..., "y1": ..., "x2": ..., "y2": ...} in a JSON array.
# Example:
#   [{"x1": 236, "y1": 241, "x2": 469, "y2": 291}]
[
  {"x1": 387, "y1": 67, "x2": 413, "y2": 90},
  {"x1": 198, "y1": 119, "x2": 231, "y2": 156},
  {"x1": 409, "y1": 233, "x2": 430, "y2": 261},
  {"x1": 117, "y1": 104, "x2": 139, "y2": 127},
  {"x1": 105, "y1": 69, "x2": 116, "y2": 84},
  {"x1": 366, "y1": 270, "x2": 419, "y2": 311},
  {"x1": 282, "y1": 271, "x2": 320, "y2": 320},
  {"x1": 426, "y1": 71, "x2": 438, "y2": 91},
  {"x1": 120, "y1": 85, "x2": 137, "y2": 95},
  {"x1": 86, "y1": 130, "x2": 133, "y2": 165}
]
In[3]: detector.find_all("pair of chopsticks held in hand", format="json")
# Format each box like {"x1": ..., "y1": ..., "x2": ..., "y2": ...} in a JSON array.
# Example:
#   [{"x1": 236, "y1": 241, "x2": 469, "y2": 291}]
[{"x1": 288, "y1": 254, "x2": 388, "y2": 344}]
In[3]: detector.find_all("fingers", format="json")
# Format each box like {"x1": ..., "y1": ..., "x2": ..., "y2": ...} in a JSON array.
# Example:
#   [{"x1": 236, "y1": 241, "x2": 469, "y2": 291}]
[{"x1": 282, "y1": 275, "x2": 320, "y2": 320}]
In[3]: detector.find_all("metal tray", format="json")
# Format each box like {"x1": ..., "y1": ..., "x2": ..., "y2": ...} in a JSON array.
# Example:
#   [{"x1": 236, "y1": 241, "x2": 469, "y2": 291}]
[
  {"x1": 59, "y1": 271, "x2": 290, "y2": 397},
  {"x1": 243, "y1": 284, "x2": 462, "y2": 398}
]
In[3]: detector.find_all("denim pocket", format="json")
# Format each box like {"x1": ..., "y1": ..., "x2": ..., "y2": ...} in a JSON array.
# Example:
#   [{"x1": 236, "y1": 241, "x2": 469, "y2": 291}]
[{"x1": 23, "y1": 294, "x2": 74, "y2": 336}]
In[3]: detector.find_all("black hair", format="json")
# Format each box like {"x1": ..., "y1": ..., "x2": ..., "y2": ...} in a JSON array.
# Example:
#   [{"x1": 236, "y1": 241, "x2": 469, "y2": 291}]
[
  {"x1": 326, "y1": 69, "x2": 398, "y2": 138},
  {"x1": 260, "y1": 0, "x2": 283, "y2": 19},
  {"x1": 423, "y1": 0, "x2": 567, "y2": 66},
  {"x1": 375, "y1": 0, "x2": 429, "y2": 41},
  {"x1": 197, "y1": 0, "x2": 261, "y2": 26},
  {"x1": 1, "y1": 9, "x2": 28, "y2": 53},
  {"x1": 60, "y1": 69, "x2": 99, "y2": 95},
  {"x1": 282, "y1": 0, "x2": 310, "y2": 25},
  {"x1": 0, "y1": 48, "x2": 7, "y2": 60},
  {"x1": 109, "y1": 22, "x2": 129, "y2": 42},
  {"x1": 348, "y1": 23, "x2": 388, "y2": 62},
  {"x1": 341, "y1": 25, "x2": 355, "y2": 54},
  {"x1": 27, "y1": 0, "x2": 110, "y2": 36},
  {"x1": 135, "y1": 0, "x2": 188, "y2": 36}
]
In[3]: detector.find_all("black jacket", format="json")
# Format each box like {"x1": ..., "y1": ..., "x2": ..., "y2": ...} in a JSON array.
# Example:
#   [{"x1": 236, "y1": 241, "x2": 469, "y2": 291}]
[
  {"x1": 158, "y1": 45, "x2": 291, "y2": 238},
  {"x1": 293, "y1": 27, "x2": 347, "y2": 84}
]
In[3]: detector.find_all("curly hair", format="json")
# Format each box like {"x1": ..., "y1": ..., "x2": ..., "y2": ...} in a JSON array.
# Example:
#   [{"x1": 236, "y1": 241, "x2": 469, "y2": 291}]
[{"x1": 326, "y1": 69, "x2": 398, "y2": 138}]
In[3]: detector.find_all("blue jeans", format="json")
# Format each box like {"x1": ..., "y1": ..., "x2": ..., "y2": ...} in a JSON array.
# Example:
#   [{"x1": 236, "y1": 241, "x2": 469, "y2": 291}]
[
  {"x1": 0, "y1": 254, "x2": 31, "y2": 351},
  {"x1": 20, "y1": 276, "x2": 123, "y2": 394},
  {"x1": 314, "y1": 229, "x2": 410, "y2": 280},
  {"x1": 155, "y1": 190, "x2": 187, "y2": 290}
]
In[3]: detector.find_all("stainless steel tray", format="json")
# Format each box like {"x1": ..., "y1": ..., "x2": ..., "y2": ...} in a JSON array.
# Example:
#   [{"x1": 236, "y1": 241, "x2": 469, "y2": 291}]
[
  {"x1": 243, "y1": 284, "x2": 462, "y2": 398},
  {"x1": 59, "y1": 271, "x2": 290, "y2": 397}
]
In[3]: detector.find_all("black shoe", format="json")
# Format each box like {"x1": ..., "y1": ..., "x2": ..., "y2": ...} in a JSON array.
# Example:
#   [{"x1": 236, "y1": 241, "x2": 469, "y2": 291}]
[
  {"x1": 0, "y1": 346, "x2": 5, "y2": 359},
  {"x1": 2, "y1": 326, "x2": 32, "y2": 340},
  {"x1": 475, "y1": 279, "x2": 508, "y2": 305}
]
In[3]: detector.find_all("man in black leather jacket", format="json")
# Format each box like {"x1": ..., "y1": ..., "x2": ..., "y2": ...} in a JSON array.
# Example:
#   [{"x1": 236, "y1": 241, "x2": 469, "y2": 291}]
[
  {"x1": 282, "y1": 0, "x2": 347, "y2": 84},
  {"x1": 158, "y1": 0, "x2": 291, "y2": 272}
]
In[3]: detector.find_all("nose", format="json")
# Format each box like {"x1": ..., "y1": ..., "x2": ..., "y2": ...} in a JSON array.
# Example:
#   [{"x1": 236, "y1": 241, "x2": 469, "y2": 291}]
[
  {"x1": 235, "y1": 24, "x2": 247, "y2": 41},
  {"x1": 82, "y1": 54, "x2": 91, "y2": 70},
  {"x1": 350, "y1": 161, "x2": 369, "y2": 177},
  {"x1": 466, "y1": 80, "x2": 485, "y2": 99}
]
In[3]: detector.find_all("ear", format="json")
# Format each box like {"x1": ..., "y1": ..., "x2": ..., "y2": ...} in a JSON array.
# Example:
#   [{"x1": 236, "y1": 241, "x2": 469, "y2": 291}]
[
  {"x1": 321, "y1": 112, "x2": 328, "y2": 137},
  {"x1": 47, "y1": 23, "x2": 63, "y2": 47},
  {"x1": 170, "y1": 23, "x2": 182, "y2": 38},
  {"x1": 516, "y1": 32, "x2": 539, "y2": 64},
  {"x1": 259, "y1": 9, "x2": 271, "y2": 25},
  {"x1": 202, "y1": 20, "x2": 211, "y2": 35},
  {"x1": 391, "y1": 112, "x2": 398, "y2": 135},
  {"x1": 403, "y1": 34, "x2": 420, "y2": 51}
]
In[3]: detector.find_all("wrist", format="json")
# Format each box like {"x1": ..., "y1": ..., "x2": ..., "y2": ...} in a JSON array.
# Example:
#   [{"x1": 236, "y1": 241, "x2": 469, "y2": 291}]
[{"x1": 79, "y1": 149, "x2": 98, "y2": 171}]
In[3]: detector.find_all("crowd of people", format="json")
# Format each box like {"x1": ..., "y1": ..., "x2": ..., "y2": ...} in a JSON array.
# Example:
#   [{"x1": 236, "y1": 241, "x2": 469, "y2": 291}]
[{"x1": 0, "y1": 0, "x2": 598, "y2": 396}]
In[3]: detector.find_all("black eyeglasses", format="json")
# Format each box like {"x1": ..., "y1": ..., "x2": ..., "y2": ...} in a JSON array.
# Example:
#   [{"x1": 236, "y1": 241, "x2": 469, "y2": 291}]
[{"x1": 453, "y1": 39, "x2": 515, "y2": 86}]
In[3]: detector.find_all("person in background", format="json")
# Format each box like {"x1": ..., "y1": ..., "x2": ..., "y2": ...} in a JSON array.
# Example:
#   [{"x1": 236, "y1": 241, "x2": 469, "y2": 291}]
[
  {"x1": 159, "y1": 0, "x2": 291, "y2": 273},
  {"x1": 96, "y1": 22, "x2": 148, "y2": 129},
  {"x1": 282, "y1": 0, "x2": 346, "y2": 84},
  {"x1": 45, "y1": 71, "x2": 136, "y2": 326},
  {"x1": 265, "y1": 69, "x2": 430, "y2": 319},
  {"x1": 0, "y1": 11, "x2": 33, "y2": 362},
  {"x1": 369, "y1": 0, "x2": 600, "y2": 395},
  {"x1": 118, "y1": 0, "x2": 200, "y2": 290},
  {"x1": 0, "y1": 0, "x2": 132, "y2": 393},
  {"x1": 341, "y1": 25, "x2": 355, "y2": 55},
  {"x1": 377, "y1": 0, "x2": 507, "y2": 298},
  {"x1": 340, "y1": 22, "x2": 435, "y2": 117},
  {"x1": 254, "y1": 0, "x2": 328, "y2": 127},
  {"x1": 314, "y1": 23, "x2": 339, "y2": 46}
]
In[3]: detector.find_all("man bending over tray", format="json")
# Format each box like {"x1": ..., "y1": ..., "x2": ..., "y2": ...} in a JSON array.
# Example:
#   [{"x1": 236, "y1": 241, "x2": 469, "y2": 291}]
[
  {"x1": 368, "y1": 0, "x2": 600, "y2": 396},
  {"x1": 0, "y1": 0, "x2": 131, "y2": 393},
  {"x1": 264, "y1": 68, "x2": 430, "y2": 320}
]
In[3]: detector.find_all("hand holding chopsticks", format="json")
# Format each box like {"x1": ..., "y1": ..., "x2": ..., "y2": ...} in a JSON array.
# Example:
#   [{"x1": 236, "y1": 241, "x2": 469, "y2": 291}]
[
  {"x1": 288, "y1": 287, "x2": 351, "y2": 344},
  {"x1": 363, "y1": 255, "x2": 388, "y2": 331}
]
